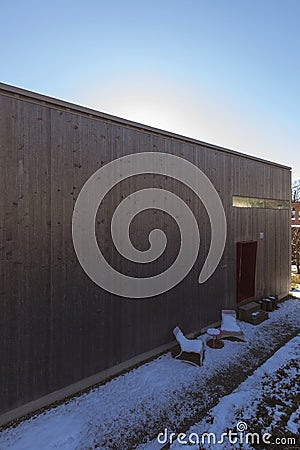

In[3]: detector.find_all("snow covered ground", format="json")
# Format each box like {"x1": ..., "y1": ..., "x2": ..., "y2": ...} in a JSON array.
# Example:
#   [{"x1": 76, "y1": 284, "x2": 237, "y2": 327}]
[
  {"x1": 168, "y1": 335, "x2": 300, "y2": 449},
  {"x1": 290, "y1": 288, "x2": 300, "y2": 298},
  {"x1": 0, "y1": 299, "x2": 299, "y2": 450}
]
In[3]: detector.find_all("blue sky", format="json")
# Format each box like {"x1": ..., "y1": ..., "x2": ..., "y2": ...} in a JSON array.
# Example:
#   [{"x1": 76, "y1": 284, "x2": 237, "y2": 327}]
[{"x1": 1, "y1": 0, "x2": 300, "y2": 180}]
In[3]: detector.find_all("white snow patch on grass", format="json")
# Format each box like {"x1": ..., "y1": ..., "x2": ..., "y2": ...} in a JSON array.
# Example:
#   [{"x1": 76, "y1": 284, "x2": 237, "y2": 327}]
[{"x1": 287, "y1": 406, "x2": 300, "y2": 434}]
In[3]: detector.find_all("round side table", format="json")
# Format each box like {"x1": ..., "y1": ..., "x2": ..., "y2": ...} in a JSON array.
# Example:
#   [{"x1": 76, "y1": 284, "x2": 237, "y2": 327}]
[{"x1": 207, "y1": 328, "x2": 224, "y2": 349}]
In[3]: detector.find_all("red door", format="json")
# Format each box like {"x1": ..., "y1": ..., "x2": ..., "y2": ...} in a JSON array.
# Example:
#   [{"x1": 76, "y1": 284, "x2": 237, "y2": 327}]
[{"x1": 236, "y1": 241, "x2": 257, "y2": 303}]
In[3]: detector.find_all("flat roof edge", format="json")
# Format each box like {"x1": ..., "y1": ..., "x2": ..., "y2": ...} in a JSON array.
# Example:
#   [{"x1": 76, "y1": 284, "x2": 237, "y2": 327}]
[{"x1": 0, "y1": 82, "x2": 291, "y2": 171}]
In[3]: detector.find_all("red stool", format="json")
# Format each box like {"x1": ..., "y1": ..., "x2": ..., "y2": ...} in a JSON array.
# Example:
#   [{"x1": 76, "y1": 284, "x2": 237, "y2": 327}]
[{"x1": 207, "y1": 328, "x2": 224, "y2": 349}]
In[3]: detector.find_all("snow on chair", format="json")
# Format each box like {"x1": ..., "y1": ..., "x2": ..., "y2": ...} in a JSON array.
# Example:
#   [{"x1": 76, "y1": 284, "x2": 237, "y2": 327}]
[
  {"x1": 173, "y1": 326, "x2": 206, "y2": 367},
  {"x1": 218, "y1": 310, "x2": 246, "y2": 342}
]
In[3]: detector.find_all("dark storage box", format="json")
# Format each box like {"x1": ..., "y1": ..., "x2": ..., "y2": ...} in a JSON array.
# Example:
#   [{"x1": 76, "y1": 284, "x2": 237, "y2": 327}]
[
  {"x1": 268, "y1": 295, "x2": 279, "y2": 309},
  {"x1": 238, "y1": 302, "x2": 261, "y2": 321},
  {"x1": 265, "y1": 298, "x2": 273, "y2": 312},
  {"x1": 246, "y1": 310, "x2": 269, "y2": 325}
]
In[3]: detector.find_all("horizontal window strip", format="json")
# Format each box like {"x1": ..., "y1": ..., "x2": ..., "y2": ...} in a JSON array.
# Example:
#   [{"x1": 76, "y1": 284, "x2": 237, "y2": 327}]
[{"x1": 232, "y1": 196, "x2": 290, "y2": 210}]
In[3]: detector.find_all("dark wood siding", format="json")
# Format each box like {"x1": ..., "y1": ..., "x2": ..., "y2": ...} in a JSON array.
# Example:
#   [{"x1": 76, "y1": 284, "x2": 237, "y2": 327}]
[{"x1": 0, "y1": 84, "x2": 291, "y2": 416}]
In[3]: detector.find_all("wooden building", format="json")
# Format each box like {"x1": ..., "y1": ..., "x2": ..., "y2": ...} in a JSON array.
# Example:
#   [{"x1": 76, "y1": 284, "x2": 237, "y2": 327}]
[{"x1": 0, "y1": 83, "x2": 291, "y2": 424}]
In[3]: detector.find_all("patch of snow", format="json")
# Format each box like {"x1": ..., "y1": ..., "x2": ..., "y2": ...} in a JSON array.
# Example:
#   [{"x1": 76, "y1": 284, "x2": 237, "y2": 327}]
[
  {"x1": 286, "y1": 406, "x2": 300, "y2": 434},
  {"x1": 290, "y1": 289, "x2": 300, "y2": 298},
  {"x1": 0, "y1": 413, "x2": 83, "y2": 450}
]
